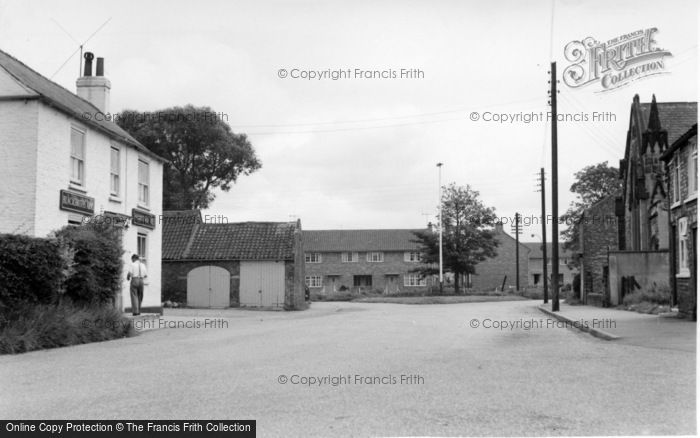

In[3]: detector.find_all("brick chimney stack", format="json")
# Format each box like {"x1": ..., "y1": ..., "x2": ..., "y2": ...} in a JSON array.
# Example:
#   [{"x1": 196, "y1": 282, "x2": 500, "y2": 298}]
[{"x1": 76, "y1": 52, "x2": 111, "y2": 113}]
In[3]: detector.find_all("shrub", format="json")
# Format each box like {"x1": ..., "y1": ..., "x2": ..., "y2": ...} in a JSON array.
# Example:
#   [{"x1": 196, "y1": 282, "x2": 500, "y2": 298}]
[
  {"x1": 0, "y1": 301, "x2": 135, "y2": 354},
  {"x1": 0, "y1": 234, "x2": 65, "y2": 318},
  {"x1": 622, "y1": 283, "x2": 671, "y2": 307},
  {"x1": 54, "y1": 223, "x2": 123, "y2": 306}
]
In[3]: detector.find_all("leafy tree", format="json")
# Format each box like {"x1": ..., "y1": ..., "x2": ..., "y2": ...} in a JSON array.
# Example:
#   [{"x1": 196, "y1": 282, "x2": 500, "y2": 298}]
[
  {"x1": 116, "y1": 105, "x2": 261, "y2": 210},
  {"x1": 561, "y1": 161, "x2": 622, "y2": 250},
  {"x1": 412, "y1": 183, "x2": 499, "y2": 294}
]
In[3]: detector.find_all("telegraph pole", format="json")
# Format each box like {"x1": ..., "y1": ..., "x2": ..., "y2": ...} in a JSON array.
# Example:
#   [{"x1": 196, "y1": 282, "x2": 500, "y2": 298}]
[
  {"x1": 540, "y1": 168, "x2": 549, "y2": 304},
  {"x1": 515, "y1": 213, "x2": 520, "y2": 291},
  {"x1": 510, "y1": 213, "x2": 521, "y2": 291},
  {"x1": 549, "y1": 62, "x2": 560, "y2": 312},
  {"x1": 437, "y1": 163, "x2": 444, "y2": 295}
]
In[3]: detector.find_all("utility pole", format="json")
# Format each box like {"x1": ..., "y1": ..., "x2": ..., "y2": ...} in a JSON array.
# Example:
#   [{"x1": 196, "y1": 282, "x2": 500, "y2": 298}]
[
  {"x1": 539, "y1": 168, "x2": 548, "y2": 304},
  {"x1": 549, "y1": 62, "x2": 560, "y2": 312},
  {"x1": 437, "y1": 163, "x2": 444, "y2": 295},
  {"x1": 510, "y1": 213, "x2": 521, "y2": 291}
]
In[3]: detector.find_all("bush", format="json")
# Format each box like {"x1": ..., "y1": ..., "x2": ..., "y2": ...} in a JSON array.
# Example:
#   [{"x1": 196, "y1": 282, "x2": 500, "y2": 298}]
[
  {"x1": 0, "y1": 301, "x2": 135, "y2": 354},
  {"x1": 54, "y1": 224, "x2": 123, "y2": 306},
  {"x1": 0, "y1": 234, "x2": 65, "y2": 318},
  {"x1": 622, "y1": 283, "x2": 671, "y2": 306}
]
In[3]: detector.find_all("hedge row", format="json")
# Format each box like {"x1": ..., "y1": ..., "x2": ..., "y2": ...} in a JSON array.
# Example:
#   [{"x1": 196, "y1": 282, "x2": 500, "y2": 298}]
[{"x1": 0, "y1": 223, "x2": 123, "y2": 323}]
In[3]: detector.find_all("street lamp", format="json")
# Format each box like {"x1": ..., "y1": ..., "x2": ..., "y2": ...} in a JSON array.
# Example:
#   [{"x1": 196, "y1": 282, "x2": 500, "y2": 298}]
[{"x1": 437, "y1": 163, "x2": 443, "y2": 294}]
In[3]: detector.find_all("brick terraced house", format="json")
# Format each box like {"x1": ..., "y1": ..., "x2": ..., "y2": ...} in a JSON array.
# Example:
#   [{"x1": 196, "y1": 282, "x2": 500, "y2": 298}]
[
  {"x1": 661, "y1": 123, "x2": 697, "y2": 320},
  {"x1": 303, "y1": 229, "x2": 435, "y2": 295}
]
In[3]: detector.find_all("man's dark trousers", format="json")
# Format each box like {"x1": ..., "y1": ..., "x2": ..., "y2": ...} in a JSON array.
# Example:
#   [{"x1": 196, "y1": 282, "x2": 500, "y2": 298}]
[{"x1": 130, "y1": 278, "x2": 144, "y2": 315}]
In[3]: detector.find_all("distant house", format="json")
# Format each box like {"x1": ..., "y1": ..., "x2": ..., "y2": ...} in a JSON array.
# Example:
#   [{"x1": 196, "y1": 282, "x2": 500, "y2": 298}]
[
  {"x1": 0, "y1": 49, "x2": 165, "y2": 314},
  {"x1": 470, "y1": 223, "x2": 530, "y2": 291},
  {"x1": 661, "y1": 123, "x2": 697, "y2": 320},
  {"x1": 522, "y1": 242, "x2": 575, "y2": 289},
  {"x1": 303, "y1": 229, "x2": 435, "y2": 295},
  {"x1": 162, "y1": 210, "x2": 306, "y2": 310}
]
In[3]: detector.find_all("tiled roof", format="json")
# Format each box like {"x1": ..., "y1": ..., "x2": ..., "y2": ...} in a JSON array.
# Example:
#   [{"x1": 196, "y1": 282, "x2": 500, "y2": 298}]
[
  {"x1": 186, "y1": 222, "x2": 297, "y2": 260},
  {"x1": 161, "y1": 210, "x2": 202, "y2": 260},
  {"x1": 639, "y1": 101, "x2": 697, "y2": 144},
  {"x1": 303, "y1": 229, "x2": 424, "y2": 252},
  {"x1": 162, "y1": 210, "x2": 298, "y2": 261},
  {"x1": 521, "y1": 242, "x2": 572, "y2": 259},
  {"x1": 0, "y1": 49, "x2": 163, "y2": 162}
]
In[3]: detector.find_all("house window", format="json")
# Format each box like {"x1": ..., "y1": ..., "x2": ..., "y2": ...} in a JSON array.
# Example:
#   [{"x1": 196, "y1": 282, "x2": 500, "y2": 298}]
[
  {"x1": 341, "y1": 252, "x2": 358, "y2": 263},
  {"x1": 305, "y1": 253, "x2": 322, "y2": 263},
  {"x1": 404, "y1": 251, "x2": 421, "y2": 262},
  {"x1": 404, "y1": 274, "x2": 426, "y2": 287},
  {"x1": 678, "y1": 217, "x2": 689, "y2": 276},
  {"x1": 110, "y1": 146, "x2": 120, "y2": 196},
  {"x1": 70, "y1": 127, "x2": 85, "y2": 185},
  {"x1": 353, "y1": 275, "x2": 372, "y2": 287},
  {"x1": 137, "y1": 233, "x2": 147, "y2": 264},
  {"x1": 138, "y1": 159, "x2": 150, "y2": 206},
  {"x1": 305, "y1": 276, "x2": 322, "y2": 288},
  {"x1": 672, "y1": 158, "x2": 681, "y2": 203},
  {"x1": 690, "y1": 148, "x2": 698, "y2": 196},
  {"x1": 366, "y1": 252, "x2": 384, "y2": 262}
]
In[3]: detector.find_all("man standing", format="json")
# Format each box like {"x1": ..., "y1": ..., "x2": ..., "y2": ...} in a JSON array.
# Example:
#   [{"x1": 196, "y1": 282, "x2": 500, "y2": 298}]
[{"x1": 127, "y1": 254, "x2": 147, "y2": 316}]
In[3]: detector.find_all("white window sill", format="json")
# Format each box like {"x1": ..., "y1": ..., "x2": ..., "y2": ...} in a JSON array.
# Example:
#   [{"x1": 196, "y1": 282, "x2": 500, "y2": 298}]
[
  {"x1": 676, "y1": 272, "x2": 691, "y2": 279},
  {"x1": 684, "y1": 193, "x2": 698, "y2": 203},
  {"x1": 671, "y1": 201, "x2": 682, "y2": 209},
  {"x1": 109, "y1": 195, "x2": 122, "y2": 203},
  {"x1": 137, "y1": 204, "x2": 150, "y2": 211},
  {"x1": 68, "y1": 183, "x2": 86, "y2": 193}
]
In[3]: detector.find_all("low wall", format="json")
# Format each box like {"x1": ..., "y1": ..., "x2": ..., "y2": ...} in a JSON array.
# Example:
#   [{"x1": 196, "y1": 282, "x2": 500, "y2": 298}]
[{"x1": 608, "y1": 251, "x2": 669, "y2": 305}]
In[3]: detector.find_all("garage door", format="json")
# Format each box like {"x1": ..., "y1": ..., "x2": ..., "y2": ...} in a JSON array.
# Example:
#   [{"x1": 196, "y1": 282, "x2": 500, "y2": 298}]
[
  {"x1": 187, "y1": 266, "x2": 230, "y2": 308},
  {"x1": 239, "y1": 261, "x2": 285, "y2": 308}
]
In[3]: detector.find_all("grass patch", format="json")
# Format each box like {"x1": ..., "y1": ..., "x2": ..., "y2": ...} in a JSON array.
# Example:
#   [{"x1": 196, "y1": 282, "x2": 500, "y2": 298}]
[
  {"x1": 351, "y1": 295, "x2": 527, "y2": 305},
  {"x1": 621, "y1": 283, "x2": 671, "y2": 315},
  {"x1": 0, "y1": 302, "x2": 135, "y2": 354}
]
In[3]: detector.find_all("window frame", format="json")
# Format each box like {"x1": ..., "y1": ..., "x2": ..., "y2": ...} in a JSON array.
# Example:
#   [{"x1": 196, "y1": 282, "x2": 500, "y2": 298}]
[
  {"x1": 366, "y1": 252, "x2": 384, "y2": 263},
  {"x1": 70, "y1": 127, "x2": 86, "y2": 185},
  {"x1": 677, "y1": 217, "x2": 690, "y2": 276},
  {"x1": 137, "y1": 232, "x2": 148, "y2": 265},
  {"x1": 341, "y1": 252, "x2": 358, "y2": 263},
  {"x1": 110, "y1": 146, "x2": 121, "y2": 197},
  {"x1": 305, "y1": 275, "x2": 322, "y2": 288},
  {"x1": 305, "y1": 253, "x2": 322, "y2": 263},
  {"x1": 138, "y1": 158, "x2": 150, "y2": 207},
  {"x1": 404, "y1": 251, "x2": 421, "y2": 262},
  {"x1": 404, "y1": 274, "x2": 427, "y2": 287}
]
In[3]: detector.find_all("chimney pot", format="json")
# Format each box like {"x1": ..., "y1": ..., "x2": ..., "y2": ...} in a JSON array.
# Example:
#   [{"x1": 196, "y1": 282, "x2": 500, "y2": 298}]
[
  {"x1": 83, "y1": 52, "x2": 94, "y2": 77},
  {"x1": 96, "y1": 57, "x2": 104, "y2": 76}
]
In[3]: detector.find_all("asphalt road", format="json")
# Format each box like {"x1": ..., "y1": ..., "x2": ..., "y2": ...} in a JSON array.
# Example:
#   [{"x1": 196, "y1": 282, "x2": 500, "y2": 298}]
[{"x1": 0, "y1": 301, "x2": 695, "y2": 437}]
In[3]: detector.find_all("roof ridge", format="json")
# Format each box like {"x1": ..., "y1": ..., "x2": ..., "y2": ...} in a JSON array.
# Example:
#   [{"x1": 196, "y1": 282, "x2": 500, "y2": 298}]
[{"x1": 0, "y1": 49, "x2": 106, "y2": 115}]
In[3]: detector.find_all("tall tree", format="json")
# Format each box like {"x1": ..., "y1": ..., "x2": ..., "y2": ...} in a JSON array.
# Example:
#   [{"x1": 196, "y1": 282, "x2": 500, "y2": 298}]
[
  {"x1": 116, "y1": 105, "x2": 261, "y2": 210},
  {"x1": 412, "y1": 183, "x2": 499, "y2": 294},
  {"x1": 561, "y1": 161, "x2": 622, "y2": 250}
]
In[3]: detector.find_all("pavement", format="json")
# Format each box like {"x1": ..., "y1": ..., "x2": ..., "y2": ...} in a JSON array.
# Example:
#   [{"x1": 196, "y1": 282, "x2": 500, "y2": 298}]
[
  {"x1": 538, "y1": 302, "x2": 697, "y2": 352},
  {"x1": 0, "y1": 300, "x2": 696, "y2": 437}
]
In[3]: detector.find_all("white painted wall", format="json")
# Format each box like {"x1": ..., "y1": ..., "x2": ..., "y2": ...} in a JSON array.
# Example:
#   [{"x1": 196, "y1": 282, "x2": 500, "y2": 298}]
[{"x1": 0, "y1": 97, "x2": 163, "y2": 312}]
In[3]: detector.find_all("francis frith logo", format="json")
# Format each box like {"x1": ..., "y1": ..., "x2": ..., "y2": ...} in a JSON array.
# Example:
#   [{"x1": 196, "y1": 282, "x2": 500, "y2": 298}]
[{"x1": 563, "y1": 28, "x2": 672, "y2": 92}]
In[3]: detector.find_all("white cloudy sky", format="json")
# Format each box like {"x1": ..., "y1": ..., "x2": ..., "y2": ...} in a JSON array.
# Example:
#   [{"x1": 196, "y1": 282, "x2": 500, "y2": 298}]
[{"x1": 1, "y1": 0, "x2": 697, "y2": 239}]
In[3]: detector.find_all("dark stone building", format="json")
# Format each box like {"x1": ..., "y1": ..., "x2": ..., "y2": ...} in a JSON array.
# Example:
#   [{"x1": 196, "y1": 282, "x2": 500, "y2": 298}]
[{"x1": 577, "y1": 195, "x2": 619, "y2": 306}]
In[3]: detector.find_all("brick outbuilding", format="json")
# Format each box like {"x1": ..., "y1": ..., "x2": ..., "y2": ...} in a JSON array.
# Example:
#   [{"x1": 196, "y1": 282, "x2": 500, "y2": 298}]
[{"x1": 161, "y1": 210, "x2": 306, "y2": 310}]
